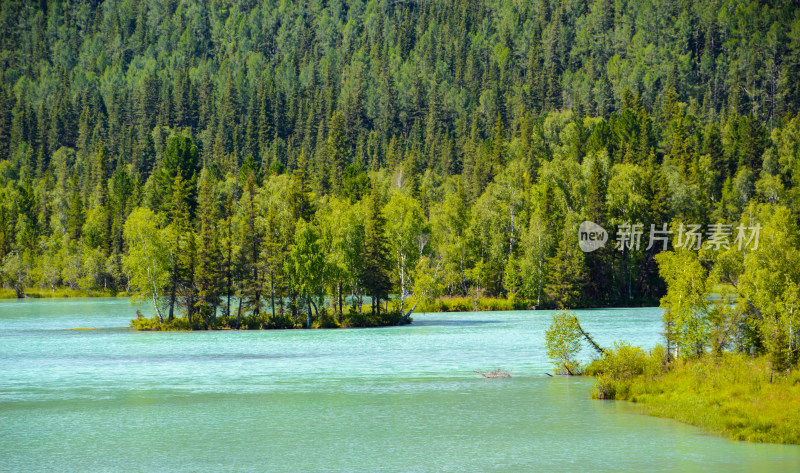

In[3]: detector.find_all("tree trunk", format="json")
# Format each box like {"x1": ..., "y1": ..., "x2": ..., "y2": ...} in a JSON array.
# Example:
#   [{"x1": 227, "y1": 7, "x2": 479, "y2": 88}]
[
  {"x1": 578, "y1": 324, "x2": 605, "y2": 355},
  {"x1": 168, "y1": 279, "x2": 176, "y2": 322},
  {"x1": 151, "y1": 291, "x2": 163, "y2": 323},
  {"x1": 270, "y1": 274, "x2": 275, "y2": 319},
  {"x1": 399, "y1": 262, "x2": 406, "y2": 317},
  {"x1": 398, "y1": 303, "x2": 417, "y2": 325},
  {"x1": 236, "y1": 296, "x2": 242, "y2": 329},
  {"x1": 337, "y1": 281, "x2": 343, "y2": 319}
]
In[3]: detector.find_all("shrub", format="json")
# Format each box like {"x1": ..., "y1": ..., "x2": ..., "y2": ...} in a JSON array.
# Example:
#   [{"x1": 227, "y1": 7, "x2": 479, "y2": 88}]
[{"x1": 588, "y1": 343, "x2": 665, "y2": 399}]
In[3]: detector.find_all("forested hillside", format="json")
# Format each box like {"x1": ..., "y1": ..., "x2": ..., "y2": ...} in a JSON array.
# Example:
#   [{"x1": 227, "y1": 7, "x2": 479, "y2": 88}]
[{"x1": 1, "y1": 0, "x2": 800, "y2": 327}]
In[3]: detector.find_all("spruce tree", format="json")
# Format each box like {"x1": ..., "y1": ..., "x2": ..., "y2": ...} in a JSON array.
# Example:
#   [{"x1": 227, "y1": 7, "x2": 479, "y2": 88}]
[
  {"x1": 156, "y1": 136, "x2": 199, "y2": 214},
  {"x1": 167, "y1": 173, "x2": 191, "y2": 322},
  {"x1": 545, "y1": 218, "x2": 588, "y2": 309},
  {"x1": 361, "y1": 185, "x2": 391, "y2": 316},
  {"x1": 237, "y1": 172, "x2": 264, "y2": 324},
  {"x1": 327, "y1": 111, "x2": 348, "y2": 196},
  {"x1": 195, "y1": 170, "x2": 222, "y2": 323}
]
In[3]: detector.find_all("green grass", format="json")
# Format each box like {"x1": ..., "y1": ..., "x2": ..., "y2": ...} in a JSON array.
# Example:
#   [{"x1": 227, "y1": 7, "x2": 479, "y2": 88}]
[
  {"x1": 412, "y1": 296, "x2": 530, "y2": 313},
  {"x1": 589, "y1": 349, "x2": 800, "y2": 445},
  {"x1": 0, "y1": 287, "x2": 127, "y2": 298}
]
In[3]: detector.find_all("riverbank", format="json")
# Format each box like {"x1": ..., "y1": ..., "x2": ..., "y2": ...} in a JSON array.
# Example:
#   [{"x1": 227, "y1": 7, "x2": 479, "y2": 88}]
[
  {"x1": 587, "y1": 349, "x2": 800, "y2": 445},
  {"x1": 0, "y1": 288, "x2": 127, "y2": 299},
  {"x1": 411, "y1": 295, "x2": 659, "y2": 312}
]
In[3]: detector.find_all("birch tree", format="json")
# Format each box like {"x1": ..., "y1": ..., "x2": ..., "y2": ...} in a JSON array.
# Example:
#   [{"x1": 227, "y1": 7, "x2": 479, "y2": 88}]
[{"x1": 123, "y1": 208, "x2": 170, "y2": 321}]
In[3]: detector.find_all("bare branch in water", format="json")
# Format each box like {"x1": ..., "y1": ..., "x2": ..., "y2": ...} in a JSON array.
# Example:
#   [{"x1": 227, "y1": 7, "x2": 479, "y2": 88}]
[{"x1": 474, "y1": 368, "x2": 512, "y2": 378}]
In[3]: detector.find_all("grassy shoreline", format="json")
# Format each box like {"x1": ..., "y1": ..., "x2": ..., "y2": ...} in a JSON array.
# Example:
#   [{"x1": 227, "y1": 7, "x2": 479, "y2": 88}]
[
  {"x1": 587, "y1": 350, "x2": 800, "y2": 445},
  {"x1": 0, "y1": 288, "x2": 128, "y2": 299},
  {"x1": 0, "y1": 291, "x2": 658, "y2": 310}
]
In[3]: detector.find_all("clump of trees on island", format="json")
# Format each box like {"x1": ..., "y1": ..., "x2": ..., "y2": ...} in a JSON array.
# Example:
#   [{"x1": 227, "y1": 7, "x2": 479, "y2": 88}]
[{"x1": 1, "y1": 1, "x2": 800, "y2": 329}]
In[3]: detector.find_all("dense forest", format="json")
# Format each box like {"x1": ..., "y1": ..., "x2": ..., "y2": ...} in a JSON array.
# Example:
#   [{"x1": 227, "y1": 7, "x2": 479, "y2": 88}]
[{"x1": 1, "y1": 0, "x2": 800, "y2": 329}]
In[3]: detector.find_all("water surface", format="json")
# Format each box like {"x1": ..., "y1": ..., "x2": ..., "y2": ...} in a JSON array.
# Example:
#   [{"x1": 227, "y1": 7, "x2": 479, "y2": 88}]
[{"x1": 1, "y1": 299, "x2": 798, "y2": 472}]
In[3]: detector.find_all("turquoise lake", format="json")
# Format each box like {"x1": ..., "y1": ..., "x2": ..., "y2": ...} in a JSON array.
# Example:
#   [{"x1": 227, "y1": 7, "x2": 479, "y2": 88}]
[{"x1": 1, "y1": 298, "x2": 799, "y2": 472}]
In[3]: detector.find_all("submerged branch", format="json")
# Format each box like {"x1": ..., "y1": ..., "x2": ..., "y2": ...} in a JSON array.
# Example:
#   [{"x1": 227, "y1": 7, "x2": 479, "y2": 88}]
[{"x1": 475, "y1": 368, "x2": 512, "y2": 378}]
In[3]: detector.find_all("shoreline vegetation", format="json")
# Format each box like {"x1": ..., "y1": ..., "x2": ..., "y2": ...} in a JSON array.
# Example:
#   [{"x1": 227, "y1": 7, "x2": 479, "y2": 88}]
[
  {"x1": 588, "y1": 348, "x2": 800, "y2": 445},
  {"x1": 544, "y1": 212, "x2": 800, "y2": 445},
  {"x1": 0, "y1": 287, "x2": 127, "y2": 299},
  {"x1": 0, "y1": 289, "x2": 658, "y2": 310},
  {"x1": 546, "y1": 313, "x2": 800, "y2": 445}
]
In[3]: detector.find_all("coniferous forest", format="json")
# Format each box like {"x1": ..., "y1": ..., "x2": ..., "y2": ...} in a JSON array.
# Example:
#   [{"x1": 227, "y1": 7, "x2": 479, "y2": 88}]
[{"x1": 2, "y1": 0, "x2": 800, "y2": 330}]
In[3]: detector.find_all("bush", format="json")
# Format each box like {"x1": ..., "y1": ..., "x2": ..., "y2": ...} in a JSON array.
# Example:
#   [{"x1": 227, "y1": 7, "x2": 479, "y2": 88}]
[
  {"x1": 590, "y1": 342, "x2": 663, "y2": 379},
  {"x1": 588, "y1": 343, "x2": 665, "y2": 399},
  {"x1": 312, "y1": 311, "x2": 340, "y2": 329}
]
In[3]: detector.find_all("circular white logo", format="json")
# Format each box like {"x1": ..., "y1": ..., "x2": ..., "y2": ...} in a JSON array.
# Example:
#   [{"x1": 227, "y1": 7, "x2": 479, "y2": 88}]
[{"x1": 578, "y1": 221, "x2": 607, "y2": 252}]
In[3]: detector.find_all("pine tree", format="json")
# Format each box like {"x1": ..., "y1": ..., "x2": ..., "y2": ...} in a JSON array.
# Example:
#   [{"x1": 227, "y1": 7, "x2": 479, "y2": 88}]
[
  {"x1": 584, "y1": 157, "x2": 610, "y2": 303},
  {"x1": 66, "y1": 175, "x2": 84, "y2": 242},
  {"x1": 0, "y1": 86, "x2": 12, "y2": 162},
  {"x1": 221, "y1": 192, "x2": 236, "y2": 318},
  {"x1": 167, "y1": 173, "x2": 191, "y2": 322},
  {"x1": 195, "y1": 170, "x2": 222, "y2": 323},
  {"x1": 156, "y1": 136, "x2": 199, "y2": 214},
  {"x1": 327, "y1": 111, "x2": 348, "y2": 196},
  {"x1": 237, "y1": 172, "x2": 264, "y2": 325},
  {"x1": 545, "y1": 218, "x2": 587, "y2": 309},
  {"x1": 361, "y1": 185, "x2": 391, "y2": 316},
  {"x1": 288, "y1": 151, "x2": 315, "y2": 222},
  {"x1": 182, "y1": 230, "x2": 198, "y2": 324}
]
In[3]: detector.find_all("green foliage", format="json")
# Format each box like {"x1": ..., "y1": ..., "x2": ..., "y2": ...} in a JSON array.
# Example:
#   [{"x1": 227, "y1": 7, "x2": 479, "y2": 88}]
[
  {"x1": 588, "y1": 343, "x2": 666, "y2": 399},
  {"x1": 155, "y1": 136, "x2": 200, "y2": 214},
  {"x1": 656, "y1": 250, "x2": 712, "y2": 358},
  {"x1": 545, "y1": 216, "x2": 587, "y2": 309},
  {"x1": 544, "y1": 311, "x2": 584, "y2": 375},
  {"x1": 122, "y1": 208, "x2": 169, "y2": 320}
]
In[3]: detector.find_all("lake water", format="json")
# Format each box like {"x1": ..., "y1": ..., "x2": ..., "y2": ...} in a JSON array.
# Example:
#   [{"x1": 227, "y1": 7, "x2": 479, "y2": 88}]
[{"x1": 1, "y1": 298, "x2": 799, "y2": 472}]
